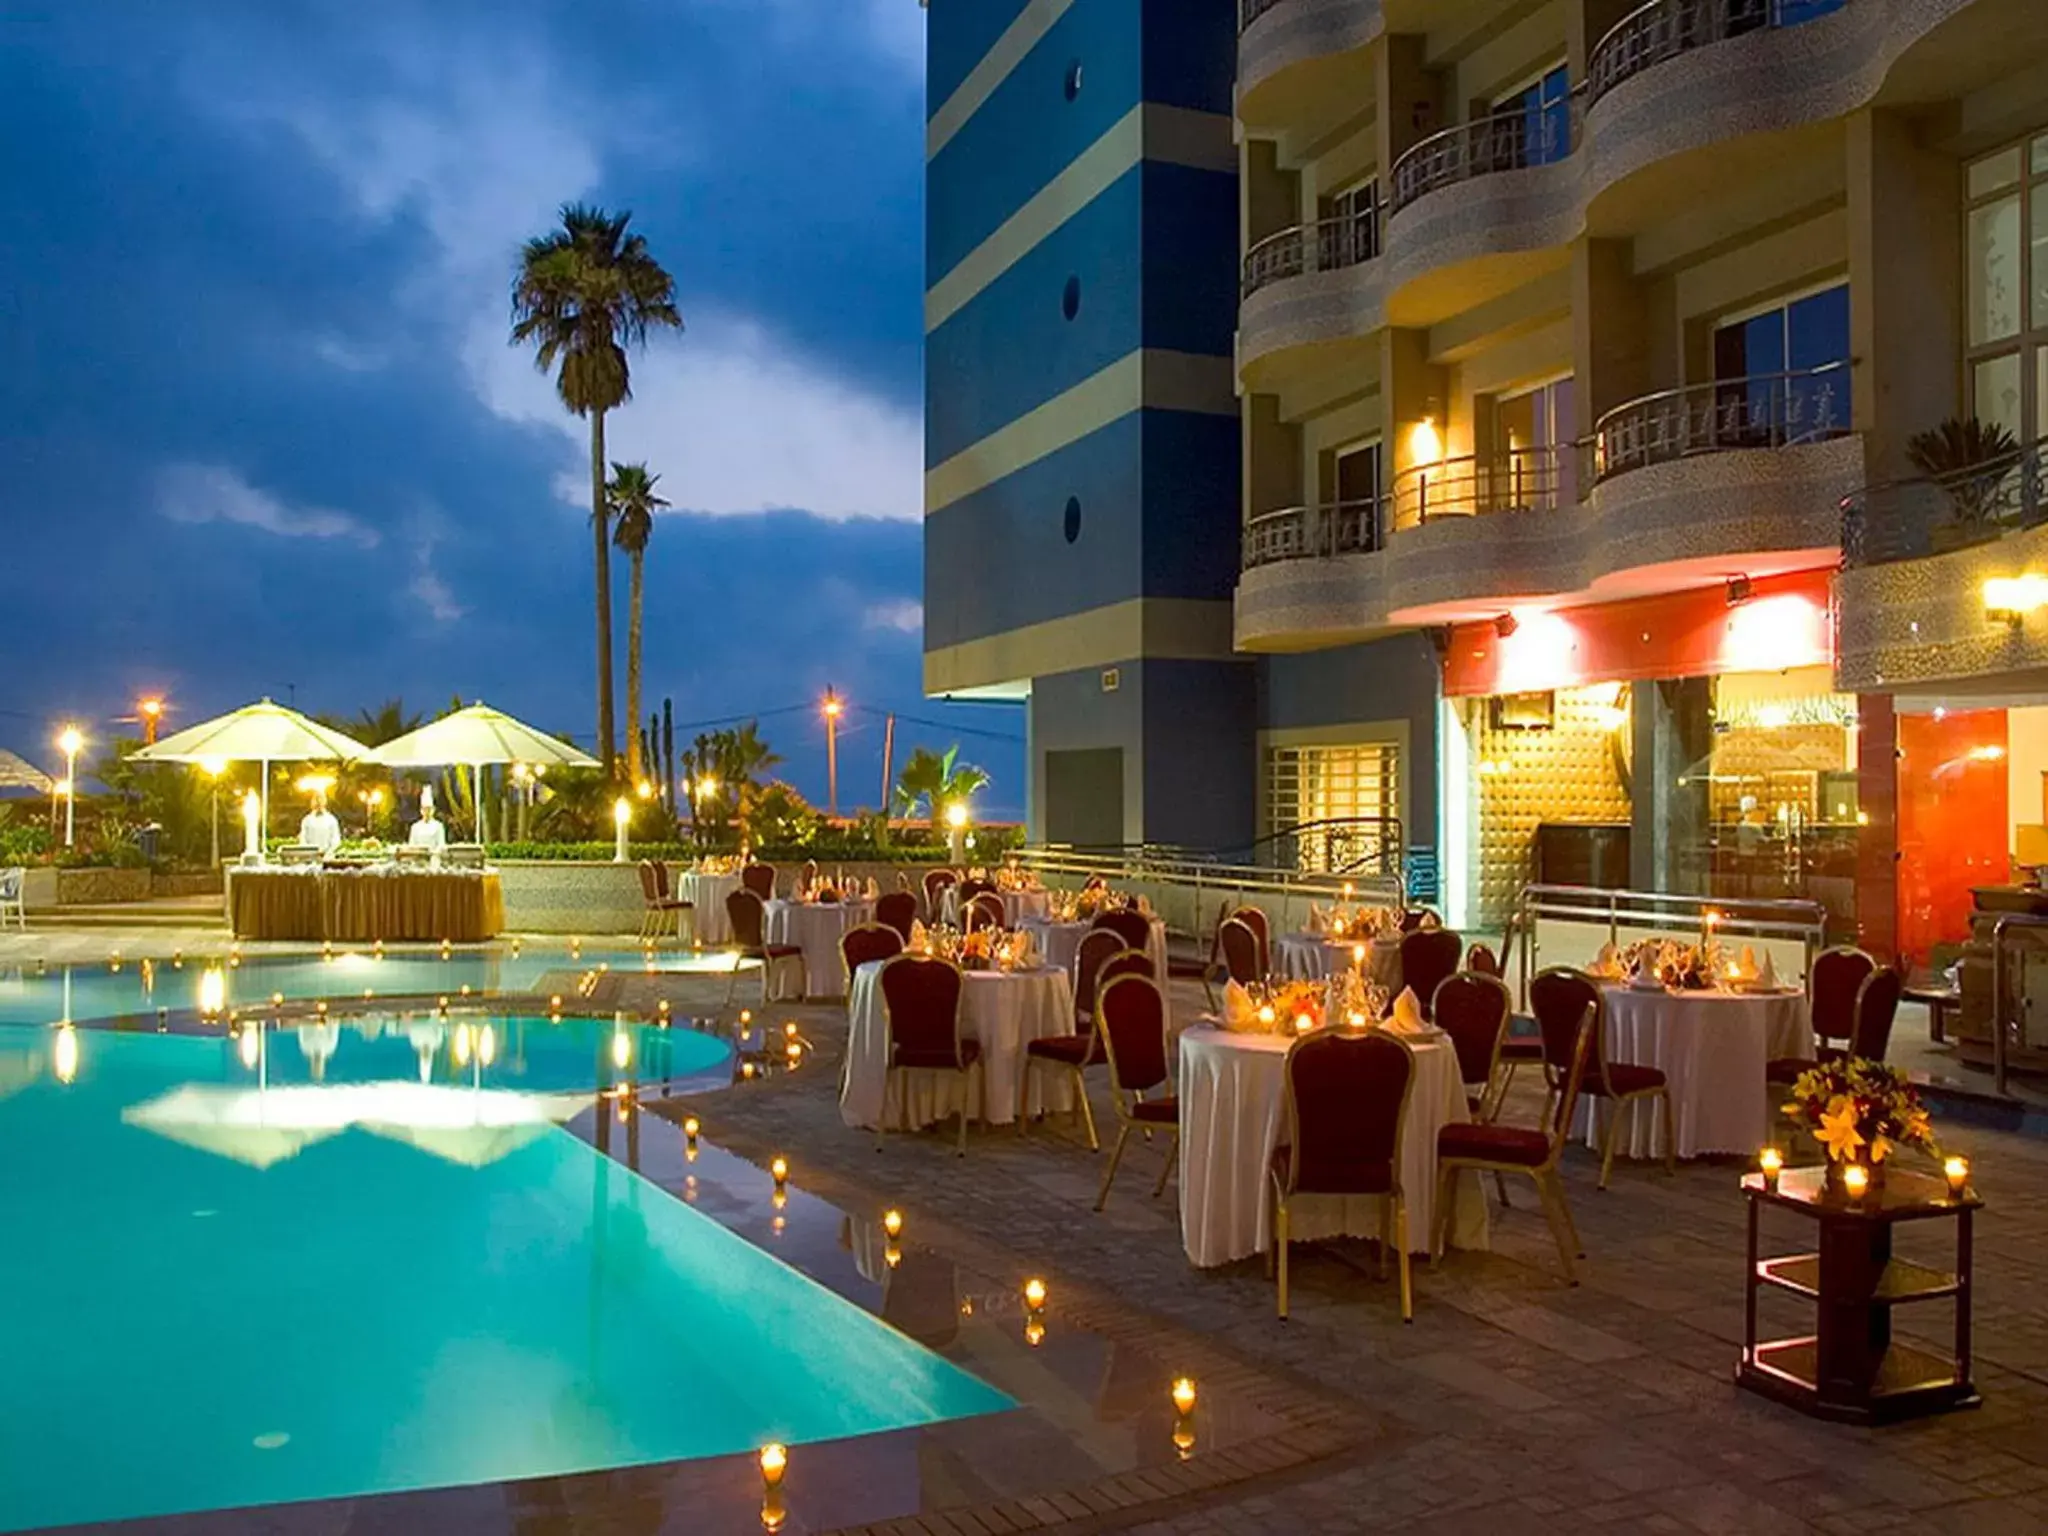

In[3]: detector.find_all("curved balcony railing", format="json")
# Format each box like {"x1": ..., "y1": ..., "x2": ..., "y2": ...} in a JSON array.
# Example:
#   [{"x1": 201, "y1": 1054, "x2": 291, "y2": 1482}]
[
  {"x1": 1240, "y1": 0, "x2": 1286, "y2": 28},
  {"x1": 1391, "y1": 446, "x2": 1572, "y2": 529},
  {"x1": 1240, "y1": 203, "x2": 1381, "y2": 300},
  {"x1": 1242, "y1": 499, "x2": 1384, "y2": 569},
  {"x1": 1588, "y1": 0, "x2": 1849, "y2": 107},
  {"x1": 1840, "y1": 442, "x2": 2048, "y2": 568},
  {"x1": 1586, "y1": 363, "x2": 1850, "y2": 485},
  {"x1": 1388, "y1": 96, "x2": 1582, "y2": 216}
]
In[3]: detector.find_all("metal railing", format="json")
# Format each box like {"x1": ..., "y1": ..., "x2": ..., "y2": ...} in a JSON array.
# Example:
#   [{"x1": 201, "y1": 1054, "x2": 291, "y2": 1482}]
[
  {"x1": 1839, "y1": 442, "x2": 2048, "y2": 567},
  {"x1": 1586, "y1": 363, "x2": 1849, "y2": 486},
  {"x1": 1389, "y1": 95, "x2": 1581, "y2": 216},
  {"x1": 1589, "y1": 0, "x2": 1849, "y2": 107},
  {"x1": 1242, "y1": 498, "x2": 1384, "y2": 569},
  {"x1": 1241, "y1": 205, "x2": 1381, "y2": 301},
  {"x1": 1391, "y1": 445, "x2": 1571, "y2": 529},
  {"x1": 1512, "y1": 884, "x2": 1828, "y2": 1008},
  {"x1": 1985, "y1": 912, "x2": 2048, "y2": 1098}
]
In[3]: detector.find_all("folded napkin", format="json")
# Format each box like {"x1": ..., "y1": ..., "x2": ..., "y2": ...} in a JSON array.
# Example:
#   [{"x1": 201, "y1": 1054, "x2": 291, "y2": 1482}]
[
  {"x1": 866, "y1": 876, "x2": 880, "y2": 899},
  {"x1": 1594, "y1": 941, "x2": 1618, "y2": 973},
  {"x1": 1306, "y1": 902, "x2": 1326, "y2": 936},
  {"x1": 1221, "y1": 980, "x2": 1264, "y2": 1033},
  {"x1": 909, "y1": 919, "x2": 928, "y2": 949},
  {"x1": 1385, "y1": 987, "x2": 1428, "y2": 1036},
  {"x1": 1758, "y1": 949, "x2": 1778, "y2": 988}
]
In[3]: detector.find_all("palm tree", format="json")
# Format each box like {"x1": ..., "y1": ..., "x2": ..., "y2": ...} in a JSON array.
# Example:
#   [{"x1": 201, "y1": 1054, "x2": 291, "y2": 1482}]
[
  {"x1": 344, "y1": 699, "x2": 423, "y2": 747},
  {"x1": 511, "y1": 204, "x2": 682, "y2": 777},
  {"x1": 894, "y1": 745, "x2": 991, "y2": 830},
  {"x1": 607, "y1": 462, "x2": 669, "y2": 784}
]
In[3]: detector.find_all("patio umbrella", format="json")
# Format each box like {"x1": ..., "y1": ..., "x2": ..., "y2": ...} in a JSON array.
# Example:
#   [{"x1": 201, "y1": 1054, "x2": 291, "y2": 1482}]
[
  {"x1": 0, "y1": 748, "x2": 54, "y2": 796},
  {"x1": 132, "y1": 699, "x2": 369, "y2": 852},
  {"x1": 361, "y1": 702, "x2": 598, "y2": 842}
]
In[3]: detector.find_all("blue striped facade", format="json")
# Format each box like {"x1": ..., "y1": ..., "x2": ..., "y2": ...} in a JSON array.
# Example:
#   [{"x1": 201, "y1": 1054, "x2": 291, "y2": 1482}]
[{"x1": 924, "y1": 0, "x2": 1247, "y2": 846}]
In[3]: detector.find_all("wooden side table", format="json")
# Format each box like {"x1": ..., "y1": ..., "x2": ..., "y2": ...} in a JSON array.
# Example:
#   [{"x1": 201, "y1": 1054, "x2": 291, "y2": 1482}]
[{"x1": 1738, "y1": 1165, "x2": 1980, "y2": 1423}]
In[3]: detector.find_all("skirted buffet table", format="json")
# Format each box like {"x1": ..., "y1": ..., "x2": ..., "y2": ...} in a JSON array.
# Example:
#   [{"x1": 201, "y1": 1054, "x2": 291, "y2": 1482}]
[{"x1": 228, "y1": 866, "x2": 506, "y2": 942}]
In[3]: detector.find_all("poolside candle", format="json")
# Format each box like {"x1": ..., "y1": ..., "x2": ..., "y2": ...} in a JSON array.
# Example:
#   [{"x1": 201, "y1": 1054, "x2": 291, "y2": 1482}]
[
  {"x1": 1171, "y1": 1377, "x2": 1197, "y2": 1415},
  {"x1": 1758, "y1": 1147, "x2": 1783, "y2": 1192},
  {"x1": 1024, "y1": 1277, "x2": 1047, "y2": 1310},
  {"x1": 1024, "y1": 1318, "x2": 1046, "y2": 1348},
  {"x1": 758, "y1": 1443, "x2": 787, "y2": 1488},
  {"x1": 1945, "y1": 1155, "x2": 1970, "y2": 1197},
  {"x1": 683, "y1": 1116, "x2": 700, "y2": 1145},
  {"x1": 771, "y1": 1156, "x2": 789, "y2": 1187},
  {"x1": 1294, "y1": 1012, "x2": 1314, "y2": 1035},
  {"x1": 883, "y1": 1208, "x2": 904, "y2": 1239},
  {"x1": 197, "y1": 967, "x2": 225, "y2": 1018}
]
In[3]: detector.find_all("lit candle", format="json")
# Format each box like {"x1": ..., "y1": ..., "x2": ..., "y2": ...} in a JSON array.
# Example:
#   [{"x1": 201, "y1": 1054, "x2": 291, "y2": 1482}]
[
  {"x1": 1294, "y1": 1012, "x2": 1315, "y2": 1035},
  {"x1": 549, "y1": 994, "x2": 563, "y2": 1009},
  {"x1": 683, "y1": 1115, "x2": 700, "y2": 1145},
  {"x1": 1024, "y1": 1318, "x2": 1046, "y2": 1348},
  {"x1": 771, "y1": 1155, "x2": 789, "y2": 1187},
  {"x1": 1256, "y1": 1005, "x2": 1275, "y2": 1029},
  {"x1": 883, "y1": 1208, "x2": 904, "y2": 1239},
  {"x1": 1841, "y1": 1163, "x2": 1869, "y2": 1201},
  {"x1": 612, "y1": 797, "x2": 631, "y2": 863},
  {"x1": 1171, "y1": 1377, "x2": 1197, "y2": 1415},
  {"x1": 1346, "y1": 1010, "x2": 1366, "y2": 1029},
  {"x1": 741, "y1": 1061, "x2": 756, "y2": 1079},
  {"x1": 1758, "y1": 1147, "x2": 1783, "y2": 1191},
  {"x1": 758, "y1": 1442, "x2": 787, "y2": 1489},
  {"x1": 1944, "y1": 1155, "x2": 1970, "y2": 1197},
  {"x1": 1023, "y1": 1277, "x2": 1047, "y2": 1310},
  {"x1": 1352, "y1": 943, "x2": 1366, "y2": 970}
]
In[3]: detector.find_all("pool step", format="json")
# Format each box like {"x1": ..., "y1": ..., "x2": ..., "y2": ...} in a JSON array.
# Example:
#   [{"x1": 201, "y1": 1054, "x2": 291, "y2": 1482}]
[{"x1": 29, "y1": 900, "x2": 229, "y2": 931}]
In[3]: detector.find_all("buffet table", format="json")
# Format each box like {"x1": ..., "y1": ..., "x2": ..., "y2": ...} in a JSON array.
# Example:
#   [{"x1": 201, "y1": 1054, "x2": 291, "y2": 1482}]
[{"x1": 228, "y1": 868, "x2": 505, "y2": 942}]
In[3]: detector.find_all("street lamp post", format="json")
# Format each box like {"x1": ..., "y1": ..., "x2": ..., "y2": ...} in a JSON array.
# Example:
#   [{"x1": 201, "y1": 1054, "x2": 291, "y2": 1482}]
[
  {"x1": 822, "y1": 690, "x2": 843, "y2": 820},
  {"x1": 137, "y1": 697, "x2": 164, "y2": 745},
  {"x1": 57, "y1": 726, "x2": 83, "y2": 848}
]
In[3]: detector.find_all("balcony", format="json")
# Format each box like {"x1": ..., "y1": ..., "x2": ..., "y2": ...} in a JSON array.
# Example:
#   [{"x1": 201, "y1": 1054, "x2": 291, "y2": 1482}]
[
  {"x1": 1587, "y1": 0, "x2": 1851, "y2": 110},
  {"x1": 1237, "y1": 0, "x2": 1385, "y2": 123},
  {"x1": 1388, "y1": 102, "x2": 1580, "y2": 218},
  {"x1": 1242, "y1": 498, "x2": 1383, "y2": 570},
  {"x1": 1391, "y1": 446, "x2": 1571, "y2": 530},
  {"x1": 1587, "y1": 364, "x2": 1850, "y2": 486},
  {"x1": 1241, "y1": 207, "x2": 1379, "y2": 302},
  {"x1": 1835, "y1": 442, "x2": 2048, "y2": 692},
  {"x1": 1238, "y1": 208, "x2": 1387, "y2": 381}
]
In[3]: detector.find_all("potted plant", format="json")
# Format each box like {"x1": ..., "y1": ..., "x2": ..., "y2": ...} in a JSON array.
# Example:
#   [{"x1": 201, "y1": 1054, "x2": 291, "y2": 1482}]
[{"x1": 1907, "y1": 417, "x2": 2023, "y2": 550}]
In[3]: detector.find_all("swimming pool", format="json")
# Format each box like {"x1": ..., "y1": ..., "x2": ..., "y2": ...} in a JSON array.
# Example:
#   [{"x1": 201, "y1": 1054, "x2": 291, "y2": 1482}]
[
  {"x1": 0, "y1": 946, "x2": 730, "y2": 1030},
  {"x1": 0, "y1": 1022, "x2": 1011, "y2": 1531}
]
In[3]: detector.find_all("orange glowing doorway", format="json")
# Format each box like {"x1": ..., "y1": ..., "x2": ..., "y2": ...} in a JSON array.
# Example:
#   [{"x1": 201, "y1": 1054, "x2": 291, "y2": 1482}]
[{"x1": 1895, "y1": 710, "x2": 2009, "y2": 968}]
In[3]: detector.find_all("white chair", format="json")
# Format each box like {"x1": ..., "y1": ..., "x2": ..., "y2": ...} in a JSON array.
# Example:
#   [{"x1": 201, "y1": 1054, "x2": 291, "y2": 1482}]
[{"x1": 0, "y1": 867, "x2": 24, "y2": 929}]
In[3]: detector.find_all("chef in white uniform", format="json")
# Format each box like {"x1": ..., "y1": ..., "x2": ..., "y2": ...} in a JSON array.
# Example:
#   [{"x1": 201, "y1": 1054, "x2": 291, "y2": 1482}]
[
  {"x1": 297, "y1": 790, "x2": 342, "y2": 856},
  {"x1": 407, "y1": 786, "x2": 447, "y2": 854}
]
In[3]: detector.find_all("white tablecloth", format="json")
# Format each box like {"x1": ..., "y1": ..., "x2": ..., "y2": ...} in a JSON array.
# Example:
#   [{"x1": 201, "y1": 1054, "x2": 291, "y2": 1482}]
[
  {"x1": 674, "y1": 869, "x2": 741, "y2": 945},
  {"x1": 1177, "y1": 1025, "x2": 1488, "y2": 1267},
  {"x1": 1020, "y1": 916, "x2": 1169, "y2": 983},
  {"x1": 841, "y1": 961, "x2": 1076, "y2": 1131},
  {"x1": 941, "y1": 888, "x2": 1052, "y2": 928},
  {"x1": 1585, "y1": 985, "x2": 1812, "y2": 1160},
  {"x1": 765, "y1": 897, "x2": 875, "y2": 998},
  {"x1": 1274, "y1": 934, "x2": 1402, "y2": 992}
]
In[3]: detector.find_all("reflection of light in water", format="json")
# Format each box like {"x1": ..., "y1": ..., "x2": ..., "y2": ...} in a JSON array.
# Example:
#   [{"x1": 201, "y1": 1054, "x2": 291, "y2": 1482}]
[
  {"x1": 197, "y1": 967, "x2": 227, "y2": 1017},
  {"x1": 53, "y1": 1024, "x2": 78, "y2": 1085},
  {"x1": 478, "y1": 1024, "x2": 497, "y2": 1067},
  {"x1": 238, "y1": 1028, "x2": 260, "y2": 1070}
]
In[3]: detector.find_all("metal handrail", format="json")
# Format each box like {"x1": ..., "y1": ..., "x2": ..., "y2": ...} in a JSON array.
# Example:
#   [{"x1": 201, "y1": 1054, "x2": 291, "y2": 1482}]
[
  {"x1": 1514, "y1": 883, "x2": 1828, "y2": 1008},
  {"x1": 1586, "y1": 362, "x2": 1849, "y2": 486},
  {"x1": 1988, "y1": 912, "x2": 2048, "y2": 1098},
  {"x1": 1839, "y1": 441, "x2": 2048, "y2": 567},
  {"x1": 1241, "y1": 202, "x2": 1381, "y2": 300},
  {"x1": 1242, "y1": 498, "x2": 1384, "y2": 569},
  {"x1": 1390, "y1": 445, "x2": 1570, "y2": 529},
  {"x1": 1588, "y1": 0, "x2": 1847, "y2": 108},
  {"x1": 1389, "y1": 91, "x2": 1582, "y2": 216}
]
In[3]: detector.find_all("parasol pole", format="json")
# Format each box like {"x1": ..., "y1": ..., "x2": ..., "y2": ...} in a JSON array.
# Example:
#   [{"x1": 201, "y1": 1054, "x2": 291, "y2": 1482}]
[{"x1": 259, "y1": 759, "x2": 270, "y2": 865}]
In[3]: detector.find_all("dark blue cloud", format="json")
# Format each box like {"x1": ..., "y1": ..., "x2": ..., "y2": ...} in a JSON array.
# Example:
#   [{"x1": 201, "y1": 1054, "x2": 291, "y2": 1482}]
[{"x1": 0, "y1": 2, "x2": 1025, "y2": 817}]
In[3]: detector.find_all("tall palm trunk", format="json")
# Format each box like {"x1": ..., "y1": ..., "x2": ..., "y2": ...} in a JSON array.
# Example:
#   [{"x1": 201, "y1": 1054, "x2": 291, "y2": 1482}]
[
  {"x1": 625, "y1": 549, "x2": 645, "y2": 783},
  {"x1": 590, "y1": 409, "x2": 617, "y2": 775}
]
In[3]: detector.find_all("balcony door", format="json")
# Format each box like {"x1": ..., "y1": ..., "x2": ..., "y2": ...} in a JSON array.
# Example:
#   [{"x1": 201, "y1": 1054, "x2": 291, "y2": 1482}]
[
  {"x1": 1712, "y1": 283, "x2": 1850, "y2": 446},
  {"x1": 1492, "y1": 63, "x2": 1571, "y2": 169},
  {"x1": 1493, "y1": 376, "x2": 1575, "y2": 511},
  {"x1": 1330, "y1": 439, "x2": 1381, "y2": 552}
]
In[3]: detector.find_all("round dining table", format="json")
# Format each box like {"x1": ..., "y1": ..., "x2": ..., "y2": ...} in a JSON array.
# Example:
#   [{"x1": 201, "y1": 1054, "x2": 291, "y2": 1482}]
[
  {"x1": 840, "y1": 960, "x2": 1076, "y2": 1131},
  {"x1": 1586, "y1": 983, "x2": 1812, "y2": 1160},
  {"x1": 1177, "y1": 1024, "x2": 1489, "y2": 1267},
  {"x1": 1273, "y1": 933, "x2": 1403, "y2": 993},
  {"x1": 941, "y1": 887, "x2": 1053, "y2": 929},
  {"x1": 672, "y1": 868, "x2": 741, "y2": 945},
  {"x1": 1019, "y1": 914, "x2": 1169, "y2": 982},
  {"x1": 765, "y1": 896, "x2": 875, "y2": 999}
]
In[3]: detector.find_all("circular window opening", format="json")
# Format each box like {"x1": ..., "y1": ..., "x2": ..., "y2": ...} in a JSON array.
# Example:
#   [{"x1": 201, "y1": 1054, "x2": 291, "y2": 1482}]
[
  {"x1": 1064, "y1": 60, "x2": 1083, "y2": 101},
  {"x1": 1063, "y1": 496, "x2": 1082, "y2": 544},
  {"x1": 1061, "y1": 276, "x2": 1081, "y2": 321}
]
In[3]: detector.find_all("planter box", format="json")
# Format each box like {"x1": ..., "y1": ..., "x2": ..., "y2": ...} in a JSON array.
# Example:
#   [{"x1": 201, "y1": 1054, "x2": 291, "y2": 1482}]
[
  {"x1": 151, "y1": 870, "x2": 225, "y2": 898},
  {"x1": 21, "y1": 867, "x2": 58, "y2": 912},
  {"x1": 57, "y1": 868, "x2": 152, "y2": 905}
]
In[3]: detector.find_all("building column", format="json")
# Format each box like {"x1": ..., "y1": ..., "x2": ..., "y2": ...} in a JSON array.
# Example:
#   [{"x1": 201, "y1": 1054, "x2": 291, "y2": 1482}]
[
  {"x1": 1376, "y1": 34, "x2": 1445, "y2": 176},
  {"x1": 1381, "y1": 327, "x2": 1447, "y2": 531},
  {"x1": 1243, "y1": 393, "x2": 1303, "y2": 521},
  {"x1": 1573, "y1": 237, "x2": 1652, "y2": 427},
  {"x1": 1856, "y1": 694, "x2": 1900, "y2": 959},
  {"x1": 1629, "y1": 678, "x2": 1713, "y2": 894},
  {"x1": 1242, "y1": 137, "x2": 1299, "y2": 250}
]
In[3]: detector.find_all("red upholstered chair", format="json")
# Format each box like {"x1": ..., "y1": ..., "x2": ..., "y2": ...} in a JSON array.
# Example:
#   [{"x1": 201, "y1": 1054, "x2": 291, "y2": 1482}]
[
  {"x1": 1092, "y1": 975, "x2": 1177, "y2": 1211},
  {"x1": 1022, "y1": 942, "x2": 1112, "y2": 1148},
  {"x1": 1269, "y1": 1029, "x2": 1418, "y2": 1321},
  {"x1": 1097, "y1": 948, "x2": 1153, "y2": 991},
  {"x1": 1465, "y1": 942, "x2": 1502, "y2": 978},
  {"x1": 878, "y1": 954, "x2": 981, "y2": 1155},
  {"x1": 875, "y1": 891, "x2": 919, "y2": 944},
  {"x1": 1768, "y1": 945, "x2": 1878, "y2": 1085},
  {"x1": 840, "y1": 921, "x2": 904, "y2": 993},
  {"x1": 958, "y1": 878, "x2": 996, "y2": 903},
  {"x1": 1400, "y1": 907, "x2": 1440, "y2": 934},
  {"x1": 740, "y1": 862, "x2": 776, "y2": 901},
  {"x1": 1534, "y1": 967, "x2": 1671, "y2": 1189},
  {"x1": 1217, "y1": 918, "x2": 1262, "y2": 987},
  {"x1": 1091, "y1": 906, "x2": 1151, "y2": 951},
  {"x1": 1432, "y1": 971, "x2": 1513, "y2": 1119},
  {"x1": 722, "y1": 888, "x2": 807, "y2": 1009},
  {"x1": 1769, "y1": 964, "x2": 1903, "y2": 1084},
  {"x1": 922, "y1": 869, "x2": 957, "y2": 921},
  {"x1": 1435, "y1": 986, "x2": 1594, "y2": 1283},
  {"x1": 1073, "y1": 928, "x2": 1126, "y2": 1027},
  {"x1": 1399, "y1": 927, "x2": 1463, "y2": 1019},
  {"x1": 964, "y1": 892, "x2": 1006, "y2": 932},
  {"x1": 1229, "y1": 906, "x2": 1272, "y2": 979}
]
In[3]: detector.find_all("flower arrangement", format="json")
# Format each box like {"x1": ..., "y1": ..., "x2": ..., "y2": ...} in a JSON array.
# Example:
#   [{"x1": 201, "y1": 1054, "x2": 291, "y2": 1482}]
[
  {"x1": 958, "y1": 927, "x2": 998, "y2": 969},
  {"x1": 1268, "y1": 979, "x2": 1324, "y2": 1034},
  {"x1": 1782, "y1": 1057, "x2": 1937, "y2": 1167},
  {"x1": 1623, "y1": 938, "x2": 1722, "y2": 990}
]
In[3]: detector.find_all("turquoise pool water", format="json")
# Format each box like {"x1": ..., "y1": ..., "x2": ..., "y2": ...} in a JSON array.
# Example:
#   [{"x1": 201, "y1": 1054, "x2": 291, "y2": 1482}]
[
  {"x1": 0, "y1": 1024, "x2": 1011, "y2": 1531},
  {"x1": 0, "y1": 947, "x2": 718, "y2": 1029}
]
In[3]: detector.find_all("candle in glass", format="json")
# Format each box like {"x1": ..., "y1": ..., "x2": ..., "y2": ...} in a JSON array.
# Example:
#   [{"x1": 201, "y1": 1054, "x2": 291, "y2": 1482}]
[
  {"x1": 1841, "y1": 1163, "x2": 1869, "y2": 1201},
  {"x1": 1944, "y1": 1155, "x2": 1970, "y2": 1197},
  {"x1": 1758, "y1": 1146, "x2": 1782, "y2": 1191}
]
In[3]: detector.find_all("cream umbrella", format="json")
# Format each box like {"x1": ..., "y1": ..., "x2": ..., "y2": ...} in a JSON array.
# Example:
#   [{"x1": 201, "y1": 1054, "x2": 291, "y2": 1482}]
[
  {"x1": 132, "y1": 699, "x2": 369, "y2": 853},
  {"x1": 362, "y1": 702, "x2": 598, "y2": 842},
  {"x1": 0, "y1": 748, "x2": 54, "y2": 796}
]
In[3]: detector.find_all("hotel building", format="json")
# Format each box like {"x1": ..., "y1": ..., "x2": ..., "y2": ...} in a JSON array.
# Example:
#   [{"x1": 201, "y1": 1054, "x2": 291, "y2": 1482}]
[{"x1": 924, "y1": 0, "x2": 2048, "y2": 967}]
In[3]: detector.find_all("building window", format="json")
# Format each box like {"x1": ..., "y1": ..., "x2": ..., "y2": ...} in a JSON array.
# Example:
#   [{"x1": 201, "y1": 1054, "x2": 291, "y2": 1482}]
[
  {"x1": 1265, "y1": 743, "x2": 1400, "y2": 873},
  {"x1": 1316, "y1": 178, "x2": 1379, "y2": 268},
  {"x1": 1494, "y1": 63, "x2": 1572, "y2": 168},
  {"x1": 1965, "y1": 131, "x2": 2048, "y2": 441},
  {"x1": 1494, "y1": 376, "x2": 1576, "y2": 509},
  {"x1": 1712, "y1": 283, "x2": 1850, "y2": 443},
  {"x1": 1330, "y1": 440, "x2": 1381, "y2": 552}
]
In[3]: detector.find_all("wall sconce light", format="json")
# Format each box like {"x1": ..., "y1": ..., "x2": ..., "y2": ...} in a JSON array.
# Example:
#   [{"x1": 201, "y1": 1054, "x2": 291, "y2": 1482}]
[
  {"x1": 1985, "y1": 573, "x2": 2048, "y2": 624},
  {"x1": 1410, "y1": 412, "x2": 1443, "y2": 467},
  {"x1": 1494, "y1": 612, "x2": 1518, "y2": 639},
  {"x1": 1726, "y1": 574, "x2": 1752, "y2": 606}
]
